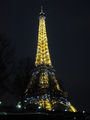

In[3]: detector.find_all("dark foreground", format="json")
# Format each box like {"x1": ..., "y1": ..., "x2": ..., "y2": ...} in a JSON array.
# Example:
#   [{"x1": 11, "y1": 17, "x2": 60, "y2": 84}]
[
  {"x1": 0, "y1": 106, "x2": 90, "y2": 120},
  {"x1": 0, "y1": 112, "x2": 90, "y2": 120}
]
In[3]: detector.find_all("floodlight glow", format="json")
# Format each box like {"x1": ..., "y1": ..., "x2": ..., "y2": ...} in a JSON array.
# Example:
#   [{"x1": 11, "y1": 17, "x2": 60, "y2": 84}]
[
  {"x1": 17, "y1": 104, "x2": 22, "y2": 109},
  {"x1": 38, "y1": 106, "x2": 41, "y2": 109},
  {"x1": 0, "y1": 101, "x2": 2, "y2": 105}
]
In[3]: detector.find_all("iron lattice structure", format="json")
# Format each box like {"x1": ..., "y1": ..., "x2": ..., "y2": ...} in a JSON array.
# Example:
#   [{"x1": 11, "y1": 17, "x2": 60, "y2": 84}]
[{"x1": 20, "y1": 6, "x2": 77, "y2": 112}]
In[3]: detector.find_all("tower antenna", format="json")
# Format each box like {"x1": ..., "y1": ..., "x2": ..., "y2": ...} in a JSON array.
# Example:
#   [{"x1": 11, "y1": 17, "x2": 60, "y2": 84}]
[
  {"x1": 41, "y1": 5, "x2": 43, "y2": 13},
  {"x1": 40, "y1": 0, "x2": 45, "y2": 11},
  {"x1": 40, "y1": 2, "x2": 45, "y2": 15}
]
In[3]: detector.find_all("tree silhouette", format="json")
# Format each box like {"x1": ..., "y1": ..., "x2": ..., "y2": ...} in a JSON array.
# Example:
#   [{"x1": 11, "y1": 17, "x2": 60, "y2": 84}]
[
  {"x1": 0, "y1": 34, "x2": 16, "y2": 98},
  {"x1": 13, "y1": 56, "x2": 34, "y2": 98},
  {"x1": 0, "y1": 33, "x2": 35, "y2": 107}
]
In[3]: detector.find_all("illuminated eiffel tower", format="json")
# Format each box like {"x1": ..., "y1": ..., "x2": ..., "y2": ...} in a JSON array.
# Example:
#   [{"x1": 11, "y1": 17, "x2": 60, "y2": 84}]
[{"x1": 19, "y1": 6, "x2": 77, "y2": 112}]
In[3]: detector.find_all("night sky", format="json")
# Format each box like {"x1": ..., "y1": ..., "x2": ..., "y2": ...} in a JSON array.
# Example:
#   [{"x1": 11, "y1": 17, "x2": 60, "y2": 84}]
[{"x1": 0, "y1": 0, "x2": 90, "y2": 112}]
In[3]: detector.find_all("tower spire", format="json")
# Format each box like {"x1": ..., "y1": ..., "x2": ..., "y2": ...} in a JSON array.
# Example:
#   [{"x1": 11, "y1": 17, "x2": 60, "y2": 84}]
[
  {"x1": 40, "y1": 4, "x2": 45, "y2": 16},
  {"x1": 35, "y1": 6, "x2": 52, "y2": 66}
]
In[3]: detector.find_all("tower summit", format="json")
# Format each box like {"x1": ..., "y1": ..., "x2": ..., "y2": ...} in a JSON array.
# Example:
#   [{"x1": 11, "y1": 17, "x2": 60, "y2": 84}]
[{"x1": 21, "y1": 6, "x2": 77, "y2": 112}]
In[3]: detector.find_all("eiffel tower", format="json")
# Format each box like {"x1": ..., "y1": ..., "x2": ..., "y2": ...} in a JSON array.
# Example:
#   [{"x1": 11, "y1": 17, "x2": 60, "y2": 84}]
[{"x1": 19, "y1": 6, "x2": 77, "y2": 112}]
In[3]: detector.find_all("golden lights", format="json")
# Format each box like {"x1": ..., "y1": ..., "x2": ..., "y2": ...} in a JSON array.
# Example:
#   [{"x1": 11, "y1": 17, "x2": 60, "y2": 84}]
[{"x1": 35, "y1": 14, "x2": 52, "y2": 66}]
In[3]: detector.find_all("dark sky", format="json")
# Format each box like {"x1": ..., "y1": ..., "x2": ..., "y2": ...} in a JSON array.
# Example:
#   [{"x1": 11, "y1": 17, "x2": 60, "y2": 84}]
[{"x1": 0, "y1": 0, "x2": 90, "y2": 112}]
